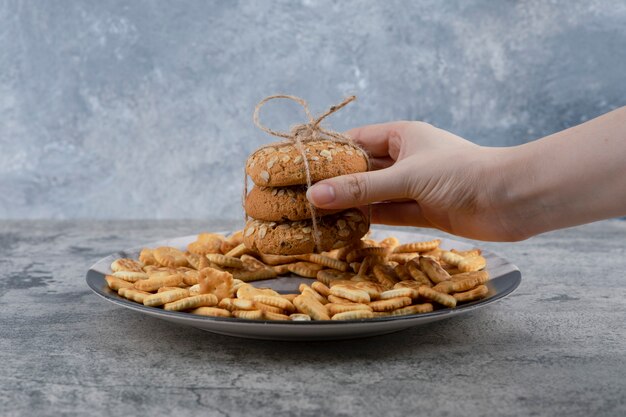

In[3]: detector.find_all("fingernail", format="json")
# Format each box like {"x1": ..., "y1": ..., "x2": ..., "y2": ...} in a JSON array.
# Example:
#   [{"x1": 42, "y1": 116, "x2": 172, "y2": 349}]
[{"x1": 307, "y1": 183, "x2": 336, "y2": 205}]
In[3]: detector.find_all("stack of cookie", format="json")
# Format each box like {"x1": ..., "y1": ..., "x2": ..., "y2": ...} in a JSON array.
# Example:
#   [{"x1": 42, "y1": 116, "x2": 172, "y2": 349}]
[{"x1": 243, "y1": 139, "x2": 370, "y2": 255}]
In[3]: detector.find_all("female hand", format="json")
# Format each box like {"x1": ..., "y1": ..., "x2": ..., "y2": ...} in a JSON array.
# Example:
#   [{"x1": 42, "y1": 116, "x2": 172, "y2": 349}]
[{"x1": 306, "y1": 121, "x2": 518, "y2": 241}]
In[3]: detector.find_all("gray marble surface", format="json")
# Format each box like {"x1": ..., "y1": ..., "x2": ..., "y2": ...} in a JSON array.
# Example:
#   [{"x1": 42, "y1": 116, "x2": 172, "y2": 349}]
[
  {"x1": 2, "y1": 0, "x2": 626, "y2": 219},
  {"x1": 0, "y1": 219, "x2": 625, "y2": 416}
]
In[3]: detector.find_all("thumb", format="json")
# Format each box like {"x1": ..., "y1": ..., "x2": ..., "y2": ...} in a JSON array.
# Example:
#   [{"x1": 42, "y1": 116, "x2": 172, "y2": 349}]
[{"x1": 306, "y1": 167, "x2": 409, "y2": 209}]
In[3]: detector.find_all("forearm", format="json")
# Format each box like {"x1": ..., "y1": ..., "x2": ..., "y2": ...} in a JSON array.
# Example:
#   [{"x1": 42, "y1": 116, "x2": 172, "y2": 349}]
[{"x1": 493, "y1": 106, "x2": 626, "y2": 238}]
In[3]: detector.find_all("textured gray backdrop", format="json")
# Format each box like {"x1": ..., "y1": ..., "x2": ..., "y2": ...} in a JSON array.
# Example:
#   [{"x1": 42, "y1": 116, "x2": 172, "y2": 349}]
[{"x1": 1, "y1": 0, "x2": 625, "y2": 219}]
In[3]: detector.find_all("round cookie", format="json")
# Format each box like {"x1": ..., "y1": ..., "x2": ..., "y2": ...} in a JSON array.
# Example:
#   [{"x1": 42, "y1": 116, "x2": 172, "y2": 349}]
[
  {"x1": 245, "y1": 185, "x2": 342, "y2": 221},
  {"x1": 243, "y1": 209, "x2": 370, "y2": 255},
  {"x1": 246, "y1": 139, "x2": 368, "y2": 187}
]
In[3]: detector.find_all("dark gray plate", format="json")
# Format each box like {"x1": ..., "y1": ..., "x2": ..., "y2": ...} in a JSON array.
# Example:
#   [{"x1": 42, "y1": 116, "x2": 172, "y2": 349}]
[{"x1": 86, "y1": 228, "x2": 521, "y2": 341}]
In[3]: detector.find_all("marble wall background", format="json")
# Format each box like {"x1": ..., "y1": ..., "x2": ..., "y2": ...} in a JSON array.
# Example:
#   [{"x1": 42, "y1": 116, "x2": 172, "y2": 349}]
[{"x1": 1, "y1": 0, "x2": 625, "y2": 219}]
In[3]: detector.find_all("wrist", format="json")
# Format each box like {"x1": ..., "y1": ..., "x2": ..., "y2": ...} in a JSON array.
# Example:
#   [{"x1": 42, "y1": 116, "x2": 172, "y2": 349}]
[{"x1": 479, "y1": 145, "x2": 550, "y2": 241}]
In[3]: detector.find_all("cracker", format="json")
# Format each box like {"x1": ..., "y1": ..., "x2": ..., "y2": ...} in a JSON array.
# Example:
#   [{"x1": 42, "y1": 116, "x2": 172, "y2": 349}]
[
  {"x1": 232, "y1": 310, "x2": 264, "y2": 320},
  {"x1": 139, "y1": 248, "x2": 158, "y2": 266},
  {"x1": 379, "y1": 288, "x2": 419, "y2": 300},
  {"x1": 189, "y1": 307, "x2": 232, "y2": 317},
  {"x1": 236, "y1": 284, "x2": 280, "y2": 300},
  {"x1": 405, "y1": 259, "x2": 432, "y2": 287},
  {"x1": 134, "y1": 273, "x2": 183, "y2": 292},
  {"x1": 458, "y1": 255, "x2": 487, "y2": 272},
  {"x1": 287, "y1": 261, "x2": 324, "y2": 278},
  {"x1": 390, "y1": 303, "x2": 434, "y2": 316},
  {"x1": 450, "y1": 270, "x2": 490, "y2": 282},
  {"x1": 254, "y1": 302, "x2": 284, "y2": 314},
  {"x1": 453, "y1": 285, "x2": 489, "y2": 303},
  {"x1": 252, "y1": 294, "x2": 295, "y2": 313},
  {"x1": 118, "y1": 287, "x2": 151, "y2": 303},
  {"x1": 297, "y1": 253, "x2": 349, "y2": 272},
  {"x1": 205, "y1": 253, "x2": 245, "y2": 269},
  {"x1": 299, "y1": 284, "x2": 328, "y2": 305},
  {"x1": 293, "y1": 295, "x2": 331, "y2": 321},
  {"x1": 258, "y1": 253, "x2": 301, "y2": 265},
  {"x1": 331, "y1": 310, "x2": 374, "y2": 320},
  {"x1": 387, "y1": 253, "x2": 420, "y2": 263},
  {"x1": 240, "y1": 254, "x2": 268, "y2": 270},
  {"x1": 185, "y1": 252, "x2": 211, "y2": 271},
  {"x1": 418, "y1": 286, "x2": 457, "y2": 308},
  {"x1": 188, "y1": 284, "x2": 201, "y2": 295},
  {"x1": 112, "y1": 270, "x2": 149, "y2": 283},
  {"x1": 372, "y1": 264, "x2": 399, "y2": 289},
  {"x1": 154, "y1": 246, "x2": 189, "y2": 268},
  {"x1": 353, "y1": 281, "x2": 386, "y2": 300},
  {"x1": 198, "y1": 267, "x2": 233, "y2": 300},
  {"x1": 419, "y1": 256, "x2": 451, "y2": 284},
  {"x1": 143, "y1": 288, "x2": 190, "y2": 307},
  {"x1": 393, "y1": 280, "x2": 423, "y2": 291},
  {"x1": 220, "y1": 231, "x2": 244, "y2": 255},
  {"x1": 441, "y1": 250, "x2": 465, "y2": 267},
  {"x1": 368, "y1": 297, "x2": 412, "y2": 312},
  {"x1": 378, "y1": 236, "x2": 400, "y2": 249},
  {"x1": 346, "y1": 247, "x2": 389, "y2": 263},
  {"x1": 311, "y1": 281, "x2": 331, "y2": 297},
  {"x1": 433, "y1": 272, "x2": 489, "y2": 294},
  {"x1": 272, "y1": 264, "x2": 291, "y2": 275},
  {"x1": 232, "y1": 268, "x2": 277, "y2": 282},
  {"x1": 452, "y1": 248, "x2": 482, "y2": 257},
  {"x1": 111, "y1": 258, "x2": 144, "y2": 273},
  {"x1": 187, "y1": 237, "x2": 222, "y2": 256},
  {"x1": 224, "y1": 243, "x2": 249, "y2": 258},
  {"x1": 105, "y1": 275, "x2": 134, "y2": 291},
  {"x1": 289, "y1": 313, "x2": 312, "y2": 321},
  {"x1": 326, "y1": 302, "x2": 372, "y2": 316},
  {"x1": 327, "y1": 295, "x2": 355, "y2": 304},
  {"x1": 329, "y1": 285, "x2": 370, "y2": 303},
  {"x1": 393, "y1": 239, "x2": 441, "y2": 254},
  {"x1": 394, "y1": 264, "x2": 412, "y2": 281},
  {"x1": 157, "y1": 286, "x2": 183, "y2": 293},
  {"x1": 164, "y1": 294, "x2": 218, "y2": 311},
  {"x1": 262, "y1": 311, "x2": 290, "y2": 321},
  {"x1": 218, "y1": 298, "x2": 256, "y2": 311},
  {"x1": 316, "y1": 269, "x2": 353, "y2": 286}
]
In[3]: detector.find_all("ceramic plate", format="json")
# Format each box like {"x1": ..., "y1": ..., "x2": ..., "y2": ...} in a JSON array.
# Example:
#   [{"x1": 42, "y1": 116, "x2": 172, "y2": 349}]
[{"x1": 86, "y1": 228, "x2": 521, "y2": 341}]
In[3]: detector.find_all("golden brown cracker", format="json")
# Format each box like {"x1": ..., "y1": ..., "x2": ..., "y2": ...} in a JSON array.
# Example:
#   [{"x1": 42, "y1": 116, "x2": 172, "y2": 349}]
[
  {"x1": 293, "y1": 295, "x2": 331, "y2": 320},
  {"x1": 154, "y1": 246, "x2": 189, "y2": 268},
  {"x1": 368, "y1": 297, "x2": 412, "y2": 312},
  {"x1": 134, "y1": 273, "x2": 183, "y2": 292},
  {"x1": 198, "y1": 267, "x2": 233, "y2": 300},
  {"x1": 393, "y1": 239, "x2": 441, "y2": 254},
  {"x1": 453, "y1": 285, "x2": 489, "y2": 303},
  {"x1": 418, "y1": 286, "x2": 457, "y2": 308},
  {"x1": 111, "y1": 258, "x2": 144, "y2": 273},
  {"x1": 164, "y1": 294, "x2": 218, "y2": 311},
  {"x1": 105, "y1": 275, "x2": 134, "y2": 291},
  {"x1": 331, "y1": 310, "x2": 374, "y2": 320},
  {"x1": 143, "y1": 288, "x2": 190, "y2": 307},
  {"x1": 189, "y1": 307, "x2": 232, "y2": 317}
]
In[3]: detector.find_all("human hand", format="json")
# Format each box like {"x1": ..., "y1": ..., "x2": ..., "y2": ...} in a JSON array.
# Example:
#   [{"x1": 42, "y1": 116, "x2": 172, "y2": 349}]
[{"x1": 306, "y1": 121, "x2": 520, "y2": 241}]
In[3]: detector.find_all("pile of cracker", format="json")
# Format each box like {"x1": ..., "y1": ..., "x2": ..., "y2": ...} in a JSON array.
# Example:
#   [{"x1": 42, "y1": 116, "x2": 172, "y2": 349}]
[
  {"x1": 243, "y1": 139, "x2": 370, "y2": 255},
  {"x1": 104, "y1": 233, "x2": 491, "y2": 321}
]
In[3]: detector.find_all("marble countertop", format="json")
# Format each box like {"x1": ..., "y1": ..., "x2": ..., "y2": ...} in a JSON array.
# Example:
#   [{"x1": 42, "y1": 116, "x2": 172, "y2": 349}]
[{"x1": 1, "y1": 219, "x2": 625, "y2": 417}]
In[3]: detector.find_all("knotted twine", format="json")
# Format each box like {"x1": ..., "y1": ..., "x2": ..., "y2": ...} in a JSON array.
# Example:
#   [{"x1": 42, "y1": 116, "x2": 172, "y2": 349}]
[{"x1": 246, "y1": 95, "x2": 368, "y2": 252}]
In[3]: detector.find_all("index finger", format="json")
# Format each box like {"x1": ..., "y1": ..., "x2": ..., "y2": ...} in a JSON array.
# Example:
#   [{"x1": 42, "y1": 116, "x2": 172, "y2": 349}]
[{"x1": 345, "y1": 121, "x2": 412, "y2": 158}]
